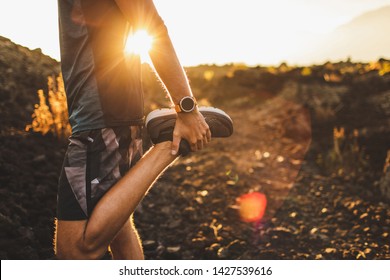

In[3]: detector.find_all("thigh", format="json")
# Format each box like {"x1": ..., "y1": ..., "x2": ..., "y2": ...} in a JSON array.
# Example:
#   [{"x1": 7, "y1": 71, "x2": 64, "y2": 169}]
[
  {"x1": 57, "y1": 126, "x2": 143, "y2": 220},
  {"x1": 54, "y1": 219, "x2": 88, "y2": 259}
]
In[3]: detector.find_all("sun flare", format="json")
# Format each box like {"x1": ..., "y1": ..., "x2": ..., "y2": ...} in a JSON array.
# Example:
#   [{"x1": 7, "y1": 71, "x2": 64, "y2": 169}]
[{"x1": 125, "y1": 30, "x2": 153, "y2": 61}]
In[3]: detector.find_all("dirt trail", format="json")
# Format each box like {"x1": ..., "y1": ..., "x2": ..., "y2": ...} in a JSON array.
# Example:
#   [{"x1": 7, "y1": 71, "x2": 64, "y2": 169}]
[{"x1": 135, "y1": 97, "x2": 332, "y2": 259}]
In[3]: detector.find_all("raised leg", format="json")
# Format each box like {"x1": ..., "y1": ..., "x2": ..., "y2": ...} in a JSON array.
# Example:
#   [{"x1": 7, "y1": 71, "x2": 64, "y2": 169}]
[{"x1": 55, "y1": 142, "x2": 176, "y2": 259}]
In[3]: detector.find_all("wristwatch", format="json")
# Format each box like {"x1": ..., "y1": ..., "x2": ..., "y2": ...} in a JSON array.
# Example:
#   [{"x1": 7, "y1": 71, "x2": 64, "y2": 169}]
[{"x1": 175, "y1": 96, "x2": 197, "y2": 113}]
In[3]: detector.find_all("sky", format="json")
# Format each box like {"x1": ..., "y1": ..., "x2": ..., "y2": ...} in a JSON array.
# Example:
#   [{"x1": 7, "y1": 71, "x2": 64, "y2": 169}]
[{"x1": 0, "y1": 0, "x2": 389, "y2": 66}]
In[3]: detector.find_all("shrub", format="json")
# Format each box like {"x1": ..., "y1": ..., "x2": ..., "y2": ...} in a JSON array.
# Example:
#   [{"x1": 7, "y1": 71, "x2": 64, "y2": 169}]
[
  {"x1": 26, "y1": 74, "x2": 71, "y2": 139},
  {"x1": 317, "y1": 127, "x2": 368, "y2": 177}
]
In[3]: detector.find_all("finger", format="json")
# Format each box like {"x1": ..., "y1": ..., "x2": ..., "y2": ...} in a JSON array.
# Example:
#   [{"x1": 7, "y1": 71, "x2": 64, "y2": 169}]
[
  {"x1": 202, "y1": 129, "x2": 211, "y2": 143},
  {"x1": 171, "y1": 132, "x2": 181, "y2": 156},
  {"x1": 197, "y1": 138, "x2": 203, "y2": 150},
  {"x1": 203, "y1": 133, "x2": 209, "y2": 144},
  {"x1": 206, "y1": 129, "x2": 212, "y2": 142},
  {"x1": 190, "y1": 140, "x2": 198, "y2": 152}
]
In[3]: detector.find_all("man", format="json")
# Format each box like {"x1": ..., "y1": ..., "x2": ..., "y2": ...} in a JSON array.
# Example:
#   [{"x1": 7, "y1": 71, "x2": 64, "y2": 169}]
[{"x1": 55, "y1": 0, "x2": 232, "y2": 259}]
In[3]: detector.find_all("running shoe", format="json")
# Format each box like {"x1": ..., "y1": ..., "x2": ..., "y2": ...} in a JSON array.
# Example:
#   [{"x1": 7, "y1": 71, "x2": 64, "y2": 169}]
[{"x1": 145, "y1": 106, "x2": 233, "y2": 155}]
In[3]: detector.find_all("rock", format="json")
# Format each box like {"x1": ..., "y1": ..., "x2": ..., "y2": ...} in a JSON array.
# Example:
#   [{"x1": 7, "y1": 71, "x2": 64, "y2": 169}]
[
  {"x1": 272, "y1": 226, "x2": 295, "y2": 238},
  {"x1": 204, "y1": 243, "x2": 221, "y2": 258},
  {"x1": 167, "y1": 246, "x2": 181, "y2": 254},
  {"x1": 33, "y1": 154, "x2": 46, "y2": 163},
  {"x1": 167, "y1": 219, "x2": 182, "y2": 229},
  {"x1": 18, "y1": 227, "x2": 35, "y2": 241},
  {"x1": 225, "y1": 240, "x2": 246, "y2": 258},
  {"x1": 324, "y1": 248, "x2": 337, "y2": 254},
  {"x1": 192, "y1": 237, "x2": 207, "y2": 249},
  {"x1": 209, "y1": 243, "x2": 221, "y2": 251},
  {"x1": 162, "y1": 246, "x2": 181, "y2": 259},
  {"x1": 217, "y1": 247, "x2": 229, "y2": 259},
  {"x1": 142, "y1": 240, "x2": 157, "y2": 250}
]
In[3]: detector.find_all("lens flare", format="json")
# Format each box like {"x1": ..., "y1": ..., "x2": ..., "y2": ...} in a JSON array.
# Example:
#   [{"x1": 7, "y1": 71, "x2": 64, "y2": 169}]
[
  {"x1": 125, "y1": 30, "x2": 153, "y2": 61},
  {"x1": 237, "y1": 192, "x2": 267, "y2": 223}
]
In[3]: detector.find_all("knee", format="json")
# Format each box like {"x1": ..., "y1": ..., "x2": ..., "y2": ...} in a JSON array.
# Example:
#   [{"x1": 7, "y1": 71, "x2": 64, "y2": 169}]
[
  {"x1": 55, "y1": 239, "x2": 105, "y2": 260},
  {"x1": 78, "y1": 238, "x2": 107, "y2": 259},
  {"x1": 55, "y1": 229, "x2": 106, "y2": 260},
  {"x1": 55, "y1": 220, "x2": 107, "y2": 259}
]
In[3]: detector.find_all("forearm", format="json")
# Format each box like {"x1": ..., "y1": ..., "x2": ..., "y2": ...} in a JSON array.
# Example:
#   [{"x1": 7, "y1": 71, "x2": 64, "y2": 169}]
[{"x1": 149, "y1": 30, "x2": 193, "y2": 105}]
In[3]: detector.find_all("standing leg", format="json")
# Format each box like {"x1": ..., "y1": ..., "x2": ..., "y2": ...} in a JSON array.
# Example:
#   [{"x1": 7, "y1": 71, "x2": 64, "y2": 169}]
[{"x1": 109, "y1": 216, "x2": 144, "y2": 260}]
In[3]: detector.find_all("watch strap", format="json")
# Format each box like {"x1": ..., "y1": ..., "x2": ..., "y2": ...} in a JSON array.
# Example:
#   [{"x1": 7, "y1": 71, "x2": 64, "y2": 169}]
[{"x1": 175, "y1": 104, "x2": 182, "y2": 113}]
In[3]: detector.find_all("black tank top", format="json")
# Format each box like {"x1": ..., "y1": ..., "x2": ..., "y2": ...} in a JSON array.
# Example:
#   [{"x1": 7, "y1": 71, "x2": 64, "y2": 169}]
[{"x1": 58, "y1": 0, "x2": 144, "y2": 133}]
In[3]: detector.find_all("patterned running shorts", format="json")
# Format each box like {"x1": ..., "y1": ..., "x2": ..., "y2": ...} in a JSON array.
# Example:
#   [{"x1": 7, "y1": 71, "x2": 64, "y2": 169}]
[{"x1": 57, "y1": 126, "x2": 143, "y2": 220}]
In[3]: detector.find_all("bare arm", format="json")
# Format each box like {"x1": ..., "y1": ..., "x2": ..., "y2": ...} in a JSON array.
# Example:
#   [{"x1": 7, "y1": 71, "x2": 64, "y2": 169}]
[{"x1": 115, "y1": 0, "x2": 211, "y2": 154}]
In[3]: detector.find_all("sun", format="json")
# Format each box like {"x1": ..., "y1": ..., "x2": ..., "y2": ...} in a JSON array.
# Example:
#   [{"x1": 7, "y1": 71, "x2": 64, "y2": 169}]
[{"x1": 125, "y1": 30, "x2": 153, "y2": 62}]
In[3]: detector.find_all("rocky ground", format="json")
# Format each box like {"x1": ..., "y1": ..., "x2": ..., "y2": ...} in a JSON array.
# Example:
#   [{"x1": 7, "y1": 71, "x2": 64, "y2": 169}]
[
  {"x1": 1, "y1": 95, "x2": 389, "y2": 260},
  {"x1": 136, "y1": 97, "x2": 390, "y2": 260},
  {"x1": 0, "y1": 36, "x2": 389, "y2": 259}
]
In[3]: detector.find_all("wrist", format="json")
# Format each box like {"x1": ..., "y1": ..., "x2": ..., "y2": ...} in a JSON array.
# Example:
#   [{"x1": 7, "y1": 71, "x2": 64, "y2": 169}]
[{"x1": 176, "y1": 107, "x2": 198, "y2": 117}]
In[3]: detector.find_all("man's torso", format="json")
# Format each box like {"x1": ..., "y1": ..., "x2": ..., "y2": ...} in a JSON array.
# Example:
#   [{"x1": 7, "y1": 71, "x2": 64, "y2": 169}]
[{"x1": 58, "y1": 0, "x2": 144, "y2": 133}]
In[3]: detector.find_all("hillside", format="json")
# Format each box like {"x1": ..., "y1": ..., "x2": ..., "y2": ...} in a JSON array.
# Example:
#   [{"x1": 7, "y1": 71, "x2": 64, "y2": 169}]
[
  {"x1": 0, "y1": 37, "x2": 389, "y2": 259},
  {"x1": 0, "y1": 36, "x2": 60, "y2": 131}
]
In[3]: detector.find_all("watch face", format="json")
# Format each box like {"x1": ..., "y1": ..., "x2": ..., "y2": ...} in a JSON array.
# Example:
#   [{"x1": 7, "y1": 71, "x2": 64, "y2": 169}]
[{"x1": 181, "y1": 97, "x2": 195, "y2": 112}]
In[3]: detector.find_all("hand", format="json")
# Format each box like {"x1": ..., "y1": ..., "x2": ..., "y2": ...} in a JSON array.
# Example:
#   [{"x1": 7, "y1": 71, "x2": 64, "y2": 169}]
[{"x1": 171, "y1": 109, "x2": 211, "y2": 155}]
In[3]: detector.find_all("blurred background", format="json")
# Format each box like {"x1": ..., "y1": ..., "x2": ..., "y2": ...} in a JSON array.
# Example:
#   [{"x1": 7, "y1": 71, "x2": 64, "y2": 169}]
[{"x1": 0, "y1": 0, "x2": 389, "y2": 260}]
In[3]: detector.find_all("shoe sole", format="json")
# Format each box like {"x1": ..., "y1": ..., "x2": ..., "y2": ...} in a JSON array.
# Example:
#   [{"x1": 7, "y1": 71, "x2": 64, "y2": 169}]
[{"x1": 146, "y1": 106, "x2": 233, "y2": 144}]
